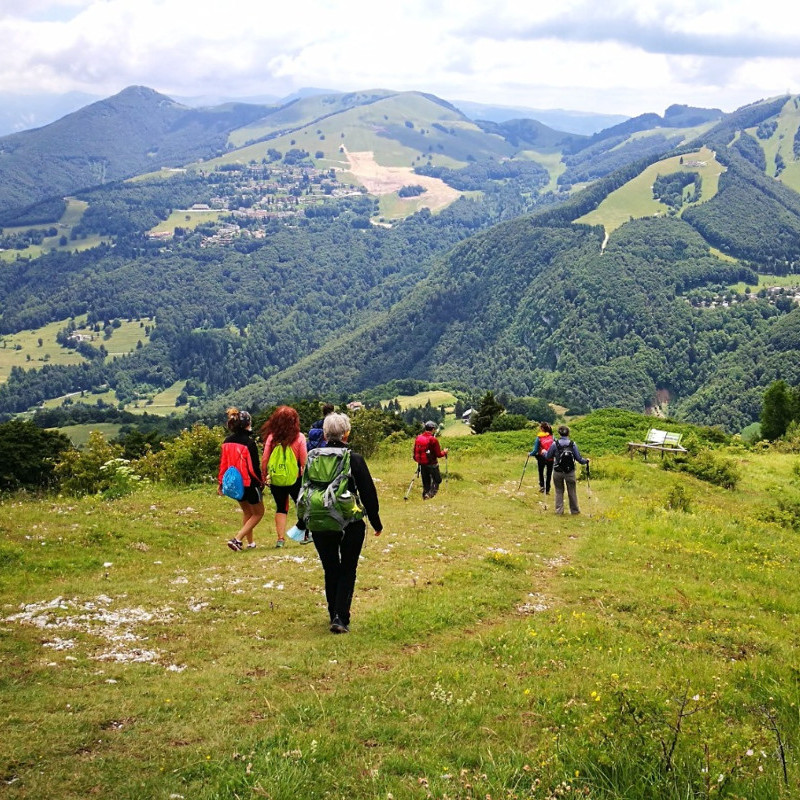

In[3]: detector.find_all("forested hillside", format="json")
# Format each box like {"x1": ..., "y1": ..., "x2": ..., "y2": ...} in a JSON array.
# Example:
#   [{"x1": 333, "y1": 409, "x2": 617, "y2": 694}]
[
  {"x1": 225, "y1": 215, "x2": 785, "y2": 430},
  {"x1": 0, "y1": 86, "x2": 271, "y2": 220},
  {"x1": 1, "y1": 90, "x2": 799, "y2": 432}
]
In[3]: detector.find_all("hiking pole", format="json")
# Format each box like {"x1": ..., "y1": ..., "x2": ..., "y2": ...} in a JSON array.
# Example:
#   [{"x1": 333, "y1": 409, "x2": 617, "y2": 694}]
[
  {"x1": 585, "y1": 462, "x2": 592, "y2": 498},
  {"x1": 445, "y1": 454, "x2": 449, "y2": 485},
  {"x1": 517, "y1": 455, "x2": 530, "y2": 491},
  {"x1": 404, "y1": 465, "x2": 420, "y2": 501}
]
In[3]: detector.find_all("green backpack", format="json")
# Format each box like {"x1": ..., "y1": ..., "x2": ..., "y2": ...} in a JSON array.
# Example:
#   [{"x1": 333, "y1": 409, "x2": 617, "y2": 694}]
[
  {"x1": 297, "y1": 447, "x2": 364, "y2": 532},
  {"x1": 267, "y1": 443, "x2": 299, "y2": 486}
]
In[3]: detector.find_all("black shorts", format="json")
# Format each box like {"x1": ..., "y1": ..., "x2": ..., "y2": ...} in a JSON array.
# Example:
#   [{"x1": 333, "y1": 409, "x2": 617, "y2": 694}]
[
  {"x1": 269, "y1": 477, "x2": 301, "y2": 513},
  {"x1": 241, "y1": 484, "x2": 263, "y2": 505}
]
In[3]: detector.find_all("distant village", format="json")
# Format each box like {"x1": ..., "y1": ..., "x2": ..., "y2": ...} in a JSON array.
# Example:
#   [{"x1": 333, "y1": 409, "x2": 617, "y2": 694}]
[{"x1": 146, "y1": 157, "x2": 366, "y2": 247}]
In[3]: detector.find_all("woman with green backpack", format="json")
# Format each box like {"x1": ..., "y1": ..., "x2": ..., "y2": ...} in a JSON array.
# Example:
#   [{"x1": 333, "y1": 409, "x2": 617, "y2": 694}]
[
  {"x1": 260, "y1": 406, "x2": 308, "y2": 548},
  {"x1": 300, "y1": 412, "x2": 383, "y2": 634}
]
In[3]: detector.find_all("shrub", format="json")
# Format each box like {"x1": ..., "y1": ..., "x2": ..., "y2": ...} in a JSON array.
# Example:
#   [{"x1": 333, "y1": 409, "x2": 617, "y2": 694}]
[
  {"x1": 99, "y1": 458, "x2": 143, "y2": 499},
  {"x1": 134, "y1": 424, "x2": 223, "y2": 485},
  {"x1": 0, "y1": 420, "x2": 73, "y2": 492},
  {"x1": 664, "y1": 483, "x2": 692, "y2": 512},
  {"x1": 661, "y1": 448, "x2": 740, "y2": 489},
  {"x1": 55, "y1": 431, "x2": 124, "y2": 496},
  {"x1": 764, "y1": 496, "x2": 800, "y2": 530},
  {"x1": 489, "y1": 413, "x2": 530, "y2": 432},
  {"x1": 349, "y1": 408, "x2": 386, "y2": 459}
]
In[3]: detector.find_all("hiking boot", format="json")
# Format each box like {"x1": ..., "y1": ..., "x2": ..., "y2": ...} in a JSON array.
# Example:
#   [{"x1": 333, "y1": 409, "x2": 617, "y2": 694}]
[
  {"x1": 247, "y1": 542, "x2": 256, "y2": 549},
  {"x1": 227, "y1": 538, "x2": 243, "y2": 552},
  {"x1": 539, "y1": 486, "x2": 545, "y2": 493},
  {"x1": 300, "y1": 532, "x2": 313, "y2": 544},
  {"x1": 275, "y1": 539, "x2": 285, "y2": 549},
  {"x1": 330, "y1": 616, "x2": 349, "y2": 634}
]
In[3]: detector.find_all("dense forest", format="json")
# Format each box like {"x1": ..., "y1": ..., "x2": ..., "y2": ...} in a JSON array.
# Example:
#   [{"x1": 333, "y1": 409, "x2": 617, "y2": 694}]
[{"x1": 223, "y1": 215, "x2": 780, "y2": 430}]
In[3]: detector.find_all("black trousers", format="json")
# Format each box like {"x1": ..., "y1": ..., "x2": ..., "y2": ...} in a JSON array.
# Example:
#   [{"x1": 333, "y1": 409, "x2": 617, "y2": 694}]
[
  {"x1": 311, "y1": 520, "x2": 366, "y2": 626},
  {"x1": 536, "y1": 456, "x2": 553, "y2": 493},
  {"x1": 420, "y1": 464, "x2": 442, "y2": 498}
]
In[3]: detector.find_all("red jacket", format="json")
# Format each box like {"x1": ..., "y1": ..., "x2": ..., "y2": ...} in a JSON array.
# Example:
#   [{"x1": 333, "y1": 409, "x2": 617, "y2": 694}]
[
  {"x1": 218, "y1": 437, "x2": 261, "y2": 488},
  {"x1": 413, "y1": 431, "x2": 446, "y2": 465}
]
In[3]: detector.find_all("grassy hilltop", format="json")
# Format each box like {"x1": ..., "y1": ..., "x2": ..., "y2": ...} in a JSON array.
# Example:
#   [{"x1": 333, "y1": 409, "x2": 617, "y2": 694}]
[{"x1": 2, "y1": 413, "x2": 800, "y2": 799}]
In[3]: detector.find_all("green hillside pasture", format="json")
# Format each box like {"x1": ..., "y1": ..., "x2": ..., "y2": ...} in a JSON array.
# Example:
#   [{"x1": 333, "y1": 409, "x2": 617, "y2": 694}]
[
  {"x1": 2, "y1": 440, "x2": 800, "y2": 798},
  {"x1": 709, "y1": 246, "x2": 738, "y2": 263},
  {"x1": 0, "y1": 319, "x2": 86, "y2": 382},
  {"x1": 57, "y1": 422, "x2": 122, "y2": 447},
  {"x1": 126, "y1": 379, "x2": 187, "y2": 415},
  {"x1": 383, "y1": 389, "x2": 457, "y2": 411},
  {"x1": 521, "y1": 149, "x2": 566, "y2": 192},
  {"x1": 0, "y1": 198, "x2": 109, "y2": 262},
  {"x1": 576, "y1": 147, "x2": 725, "y2": 236},
  {"x1": 0, "y1": 317, "x2": 153, "y2": 385},
  {"x1": 729, "y1": 272, "x2": 800, "y2": 293},
  {"x1": 199, "y1": 93, "x2": 499, "y2": 173},
  {"x1": 748, "y1": 97, "x2": 800, "y2": 191},
  {"x1": 149, "y1": 209, "x2": 221, "y2": 235},
  {"x1": 102, "y1": 318, "x2": 154, "y2": 360},
  {"x1": 41, "y1": 388, "x2": 118, "y2": 411},
  {"x1": 227, "y1": 91, "x2": 395, "y2": 148},
  {"x1": 624, "y1": 122, "x2": 717, "y2": 149},
  {"x1": 376, "y1": 188, "x2": 471, "y2": 220}
]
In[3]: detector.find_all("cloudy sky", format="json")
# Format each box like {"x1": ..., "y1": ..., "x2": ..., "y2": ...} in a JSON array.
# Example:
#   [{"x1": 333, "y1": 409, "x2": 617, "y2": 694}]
[{"x1": 1, "y1": 0, "x2": 798, "y2": 115}]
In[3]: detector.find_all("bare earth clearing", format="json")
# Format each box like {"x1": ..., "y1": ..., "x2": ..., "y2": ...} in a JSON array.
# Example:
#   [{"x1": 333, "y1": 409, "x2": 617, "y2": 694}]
[{"x1": 343, "y1": 148, "x2": 461, "y2": 212}]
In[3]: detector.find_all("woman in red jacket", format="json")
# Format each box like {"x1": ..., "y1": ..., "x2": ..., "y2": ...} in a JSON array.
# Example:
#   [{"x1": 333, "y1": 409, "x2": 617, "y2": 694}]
[{"x1": 218, "y1": 408, "x2": 264, "y2": 551}]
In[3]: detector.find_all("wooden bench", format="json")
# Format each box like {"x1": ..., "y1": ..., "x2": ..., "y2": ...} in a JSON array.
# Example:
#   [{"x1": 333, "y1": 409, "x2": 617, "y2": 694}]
[{"x1": 627, "y1": 428, "x2": 687, "y2": 459}]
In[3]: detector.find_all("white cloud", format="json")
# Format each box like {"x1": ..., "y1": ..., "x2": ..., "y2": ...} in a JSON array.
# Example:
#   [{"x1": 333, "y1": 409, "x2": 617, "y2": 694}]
[{"x1": 0, "y1": 0, "x2": 797, "y2": 114}]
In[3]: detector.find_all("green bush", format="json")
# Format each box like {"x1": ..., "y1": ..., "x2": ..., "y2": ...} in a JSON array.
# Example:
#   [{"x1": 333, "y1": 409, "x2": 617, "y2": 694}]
[
  {"x1": 99, "y1": 458, "x2": 144, "y2": 499},
  {"x1": 489, "y1": 413, "x2": 530, "y2": 432},
  {"x1": 661, "y1": 448, "x2": 740, "y2": 490},
  {"x1": 134, "y1": 424, "x2": 223, "y2": 485},
  {"x1": 764, "y1": 495, "x2": 800, "y2": 530},
  {"x1": 664, "y1": 483, "x2": 692, "y2": 512},
  {"x1": 0, "y1": 420, "x2": 73, "y2": 492},
  {"x1": 55, "y1": 431, "x2": 124, "y2": 496}
]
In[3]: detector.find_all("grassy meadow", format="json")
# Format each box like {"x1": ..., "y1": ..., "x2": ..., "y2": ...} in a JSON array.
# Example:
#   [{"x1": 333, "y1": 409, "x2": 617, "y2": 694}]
[
  {"x1": 0, "y1": 316, "x2": 153, "y2": 386},
  {"x1": 2, "y1": 422, "x2": 800, "y2": 799},
  {"x1": 576, "y1": 147, "x2": 724, "y2": 236},
  {"x1": 0, "y1": 199, "x2": 110, "y2": 262},
  {"x1": 747, "y1": 98, "x2": 800, "y2": 192}
]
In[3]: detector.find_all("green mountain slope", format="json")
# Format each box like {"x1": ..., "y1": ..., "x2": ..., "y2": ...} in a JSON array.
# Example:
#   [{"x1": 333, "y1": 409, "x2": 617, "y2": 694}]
[
  {"x1": 231, "y1": 212, "x2": 787, "y2": 430},
  {"x1": 0, "y1": 86, "x2": 271, "y2": 221}
]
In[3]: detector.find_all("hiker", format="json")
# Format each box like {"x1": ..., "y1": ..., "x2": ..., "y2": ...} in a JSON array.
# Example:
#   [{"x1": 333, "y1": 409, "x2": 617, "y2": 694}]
[
  {"x1": 303, "y1": 412, "x2": 382, "y2": 634},
  {"x1": 413, "y1": 420, "x2": 448, "y2": 500},
  {"x1": 529, "y1": 421, "x2": 555, "y2": 495},
  {"x1": 307, "y1": 402, "x2": 335, "y2": 451},
  {"x1": 218, "y1": 408, "x2": 264, "y2": 551},
  {"x1": 545, "y1": 425, "x2": 589, "y2": 515},
  {"x1": 260, "y1": 405, "x2": 308, "y2": 548}
]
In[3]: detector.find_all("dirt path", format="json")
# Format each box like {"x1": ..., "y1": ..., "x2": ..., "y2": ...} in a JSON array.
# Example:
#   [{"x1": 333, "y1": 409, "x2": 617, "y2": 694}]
[{"x1": 343, "y1": 148, "x2": 461, "y2": 213}]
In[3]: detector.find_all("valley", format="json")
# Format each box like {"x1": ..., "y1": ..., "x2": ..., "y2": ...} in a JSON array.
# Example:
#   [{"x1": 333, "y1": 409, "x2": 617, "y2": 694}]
[{"x1": 0, "y1": 88, "x2": 799, "y2": 436}]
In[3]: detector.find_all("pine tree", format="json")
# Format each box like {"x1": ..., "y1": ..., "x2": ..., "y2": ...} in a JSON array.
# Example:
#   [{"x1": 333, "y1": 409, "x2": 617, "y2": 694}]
[{"x1": 471, "y1": 391, "x2": 505, "y2": 434}]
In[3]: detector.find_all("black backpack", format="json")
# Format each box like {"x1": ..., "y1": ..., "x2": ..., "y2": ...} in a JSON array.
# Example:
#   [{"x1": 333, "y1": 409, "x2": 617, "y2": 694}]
[{"x1": 554, "y1": 441, "x2": 575, "y2": 473}]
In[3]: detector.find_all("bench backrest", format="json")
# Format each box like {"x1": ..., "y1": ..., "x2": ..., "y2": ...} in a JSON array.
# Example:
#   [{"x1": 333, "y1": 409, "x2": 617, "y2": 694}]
[{"x1": 645, "y1": 428, "x2": 682, "y2": 446}]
